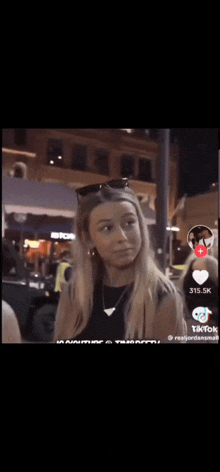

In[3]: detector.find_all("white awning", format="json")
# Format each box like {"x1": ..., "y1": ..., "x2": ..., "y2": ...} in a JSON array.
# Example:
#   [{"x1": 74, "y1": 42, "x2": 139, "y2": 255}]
[
  {"x1": 3, "y1": 176, "x2": 77, "y2": 218},
  {"x1": 4, "y1": 204, "x2": 75, "y2": 218}
]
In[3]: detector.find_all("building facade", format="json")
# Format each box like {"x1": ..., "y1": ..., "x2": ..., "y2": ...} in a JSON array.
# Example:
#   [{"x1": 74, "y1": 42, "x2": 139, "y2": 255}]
[{"x1": 2, "y1": 128, "x2": 180, "y2": 219}]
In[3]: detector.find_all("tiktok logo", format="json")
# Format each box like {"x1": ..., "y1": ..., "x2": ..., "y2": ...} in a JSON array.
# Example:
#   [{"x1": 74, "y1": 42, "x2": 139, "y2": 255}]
[{"x1": 192, "y1": 306, "x2": 212, "y2": 323}]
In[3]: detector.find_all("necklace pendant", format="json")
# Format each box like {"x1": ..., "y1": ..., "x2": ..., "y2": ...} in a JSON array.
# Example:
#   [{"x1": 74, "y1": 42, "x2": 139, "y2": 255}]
[{"x1": 104, "y1": 307, "x2": 116, "y2": 316}]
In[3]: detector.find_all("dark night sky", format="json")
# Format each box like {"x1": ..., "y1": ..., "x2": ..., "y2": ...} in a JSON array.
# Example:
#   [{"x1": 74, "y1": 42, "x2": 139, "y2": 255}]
[{"x1": 172, "y1": 128, "x2": 218, "y2": 198}]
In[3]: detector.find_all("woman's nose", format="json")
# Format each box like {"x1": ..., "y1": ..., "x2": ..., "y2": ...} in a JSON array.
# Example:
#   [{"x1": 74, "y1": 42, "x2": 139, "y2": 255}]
[{"x1": 114, "y1": 226, "x2": 128, "y2": 241}]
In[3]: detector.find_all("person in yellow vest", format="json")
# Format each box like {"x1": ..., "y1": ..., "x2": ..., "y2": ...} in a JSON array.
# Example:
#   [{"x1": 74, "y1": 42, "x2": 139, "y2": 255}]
[{"x1": 55, "y1": 250, "x2": 72, "y2": 295}]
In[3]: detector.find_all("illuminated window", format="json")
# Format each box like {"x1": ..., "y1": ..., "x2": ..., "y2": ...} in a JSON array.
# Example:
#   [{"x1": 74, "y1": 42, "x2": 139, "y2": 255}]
[{"x1": 47, "y1": 139, "x2": 63, "y2": 167}]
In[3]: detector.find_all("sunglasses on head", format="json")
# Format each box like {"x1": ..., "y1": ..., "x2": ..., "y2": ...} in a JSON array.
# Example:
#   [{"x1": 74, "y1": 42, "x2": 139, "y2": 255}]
[{"x1": 75, "y1": 178, "x2": 129, "y2": 202}]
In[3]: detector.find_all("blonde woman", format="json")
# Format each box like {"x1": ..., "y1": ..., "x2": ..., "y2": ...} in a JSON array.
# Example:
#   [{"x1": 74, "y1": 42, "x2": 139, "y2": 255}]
[{"x1": 54, "y1": 179, "x2": 187, "y2": 343}]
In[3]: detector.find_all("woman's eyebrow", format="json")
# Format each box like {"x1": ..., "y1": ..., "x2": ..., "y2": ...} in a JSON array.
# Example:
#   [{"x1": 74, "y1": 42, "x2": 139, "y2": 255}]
[
  {"x1": 97, "y1": 212, "x2": 136, "y2": 225},
  {"x1": 97, "y1": 218, "x2": 112, "y2": 225},
  {"x1": 122, "y1": 212, "x2": 136, "y2": 218}
]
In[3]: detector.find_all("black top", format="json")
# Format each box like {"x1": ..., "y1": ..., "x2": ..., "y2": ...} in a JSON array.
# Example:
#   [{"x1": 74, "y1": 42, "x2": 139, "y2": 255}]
[
  {"x1": 73, "y1": 282, "x2": 131, "y2": 341},
  {"x1": 70, "y1": 280, "x2": 173, "y2": 341}
]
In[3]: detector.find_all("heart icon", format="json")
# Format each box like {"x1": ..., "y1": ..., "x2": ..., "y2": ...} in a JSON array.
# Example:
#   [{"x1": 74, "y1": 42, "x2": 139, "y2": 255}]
[{"x1": 192, "y1": 270, "x2": 209, "y2": 285}]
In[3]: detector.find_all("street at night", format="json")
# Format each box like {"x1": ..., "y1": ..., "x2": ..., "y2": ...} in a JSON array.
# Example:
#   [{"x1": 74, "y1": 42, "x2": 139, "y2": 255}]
[{"x1": 2, "y1": 128, "x2": 219, "y2": 343}]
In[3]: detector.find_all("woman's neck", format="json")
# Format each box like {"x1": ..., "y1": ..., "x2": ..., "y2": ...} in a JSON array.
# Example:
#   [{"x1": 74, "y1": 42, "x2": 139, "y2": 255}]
[{"x1": 103, "y1": 266, "x2": 135, "y2": 287}]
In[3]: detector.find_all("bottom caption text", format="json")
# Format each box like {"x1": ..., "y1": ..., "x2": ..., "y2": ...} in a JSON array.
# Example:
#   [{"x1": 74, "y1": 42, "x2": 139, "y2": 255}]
[{"x1": 56, "y1": 339, "x2": 161, "y2": 344}]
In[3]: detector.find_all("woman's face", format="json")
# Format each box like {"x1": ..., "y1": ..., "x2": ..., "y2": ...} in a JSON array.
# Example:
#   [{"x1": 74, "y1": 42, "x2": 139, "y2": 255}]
[{"x1": 88, "y1": 201, "x2": 142, "y2": 269}]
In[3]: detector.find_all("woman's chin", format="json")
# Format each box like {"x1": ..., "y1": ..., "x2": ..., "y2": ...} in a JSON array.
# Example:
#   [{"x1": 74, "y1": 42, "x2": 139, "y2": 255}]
[{"x1": 113, "y1": 255, "x2": 136, "y2": 268}]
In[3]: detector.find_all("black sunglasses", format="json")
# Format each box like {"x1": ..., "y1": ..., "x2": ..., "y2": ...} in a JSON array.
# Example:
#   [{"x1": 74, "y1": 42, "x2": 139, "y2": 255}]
[{"x1": 75, "y1": 178, "x2": 129, "y2": 202}]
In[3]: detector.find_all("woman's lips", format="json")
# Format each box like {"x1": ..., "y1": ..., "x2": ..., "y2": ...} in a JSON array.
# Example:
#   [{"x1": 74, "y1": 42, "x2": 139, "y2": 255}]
[{"x1": 114, "y1": 248, "x2": 133, "y2": 254}]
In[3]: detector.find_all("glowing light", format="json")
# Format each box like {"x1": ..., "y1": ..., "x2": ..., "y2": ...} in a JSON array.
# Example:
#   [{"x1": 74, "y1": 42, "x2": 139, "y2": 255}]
[
  {"x1": 50, "y1": 160, "x2": 54, "y2": 165},
  {"x1": 58, "y1": 156, "x2": 62, "y2": 159},
  {"x1": 166, "y1": 226, "x2": 180, "y2": 231},
  {"x1": 25, "y1": 239, "x2": 40, "y2": 248}
]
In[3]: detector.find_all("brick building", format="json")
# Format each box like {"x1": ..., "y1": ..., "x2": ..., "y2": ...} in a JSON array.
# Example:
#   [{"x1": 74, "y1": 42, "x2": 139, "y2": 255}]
[
  {"x1": 2, "y1": 128, "x2": 180, "y2": 218},
  {"x1": 2, "y1": 128, "x2": 181, "y2": 269}
]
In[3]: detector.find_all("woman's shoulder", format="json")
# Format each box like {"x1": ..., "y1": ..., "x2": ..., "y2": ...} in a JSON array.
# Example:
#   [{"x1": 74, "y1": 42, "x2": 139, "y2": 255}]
[{"x1": 157, "y1": 276, "x2": 180, "y2": 305}]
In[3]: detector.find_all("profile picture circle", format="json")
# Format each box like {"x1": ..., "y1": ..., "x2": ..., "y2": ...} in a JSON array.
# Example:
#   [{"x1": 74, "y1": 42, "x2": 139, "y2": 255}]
[{"x1": 187, "y1": 225, "x2": 214, "y2": 251}]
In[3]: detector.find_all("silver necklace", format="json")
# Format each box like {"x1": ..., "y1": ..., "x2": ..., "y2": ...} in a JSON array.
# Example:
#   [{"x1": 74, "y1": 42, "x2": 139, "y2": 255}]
[{"x1": 102, "y1": 283, "x2": 129, "y2": 316}]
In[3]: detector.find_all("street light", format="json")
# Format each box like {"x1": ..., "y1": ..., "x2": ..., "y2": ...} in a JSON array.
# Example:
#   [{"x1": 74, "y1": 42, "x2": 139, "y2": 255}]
[{"x1": 166, "y1": 226, "x2": 180, "y2": 231}]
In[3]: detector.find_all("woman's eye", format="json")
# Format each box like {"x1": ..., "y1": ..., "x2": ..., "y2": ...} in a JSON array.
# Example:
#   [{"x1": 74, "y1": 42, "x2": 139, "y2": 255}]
[
  {"x1": 125, "y1": 220, "x2": 135, "y2": 226},
  {"x1": 99, "y1": 220, "x2": 136, "y2": 232},
  {"x1": 101, "y1": 225, "x2": 112, "y2": 232}
]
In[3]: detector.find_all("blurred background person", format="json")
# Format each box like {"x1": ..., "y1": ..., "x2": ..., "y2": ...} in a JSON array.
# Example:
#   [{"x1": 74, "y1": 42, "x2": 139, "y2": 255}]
[
  {"x1": 2, "y1": 300, "x2": 22, "y2": 343},
  {"x1": 48, "y1": 253, "x2": 59, "y2": 277},
  {"x1": 188, "y1": 231, "x2": 196, "y2": 249},
  {"x1": 210, "y1": 229, "x2": 218, "y2": 260},
  {"x1": 198, "y1": 227, "x2": 214, "y2": 249},
  {"x1": 54, "y1": 250, "x2": 73, "y2": 300},
  {"x1": 2, "y1": 244, "x2": 17, "y2": 276},
  {"x1": 22, "y1": 245, "x2": 30, "y2": 268}
]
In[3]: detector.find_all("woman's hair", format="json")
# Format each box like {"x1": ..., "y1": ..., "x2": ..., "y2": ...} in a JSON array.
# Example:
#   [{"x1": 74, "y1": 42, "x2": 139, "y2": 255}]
[{"x1": 54, "y1": 185, "x2": 176, "y2": 341}]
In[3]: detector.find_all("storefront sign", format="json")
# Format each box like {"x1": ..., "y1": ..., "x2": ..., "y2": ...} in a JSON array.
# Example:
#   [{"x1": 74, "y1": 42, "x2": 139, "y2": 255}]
[{"x1": 51, "y1": 232, "x2": 76, "y2": 240}]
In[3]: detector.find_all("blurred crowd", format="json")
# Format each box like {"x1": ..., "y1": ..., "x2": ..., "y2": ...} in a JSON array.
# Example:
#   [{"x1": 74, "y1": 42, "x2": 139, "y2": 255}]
[{"x1": 2, "y1": 241, "x2": 74, "y2": 279}]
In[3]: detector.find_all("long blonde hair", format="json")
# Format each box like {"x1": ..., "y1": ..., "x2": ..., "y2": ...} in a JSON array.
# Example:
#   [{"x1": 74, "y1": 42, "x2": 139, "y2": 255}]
[{"x1": 54, "y1": 185, "x2": 176, "y2": 341}]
